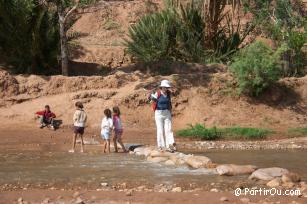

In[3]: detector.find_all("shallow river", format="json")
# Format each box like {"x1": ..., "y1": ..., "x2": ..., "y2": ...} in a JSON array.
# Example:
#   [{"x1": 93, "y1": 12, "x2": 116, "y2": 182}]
[{"x1": 0, "y1": 149, "x2": 306, "y2": 190}]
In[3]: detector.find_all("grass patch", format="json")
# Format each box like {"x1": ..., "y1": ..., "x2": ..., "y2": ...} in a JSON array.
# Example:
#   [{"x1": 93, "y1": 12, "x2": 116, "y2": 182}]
[
  {"x1": 176, "y1": 124, "x2": 222, "y2": 140},
  {"x1": 287, "y1": 127, "x2": 307, "y2": 137},
  {"x1": 221, "y1": 127, "x2": 270, "y2": 140},
  {"x1": 176, "y1": 124, "x2": 271, "y2": 140}
]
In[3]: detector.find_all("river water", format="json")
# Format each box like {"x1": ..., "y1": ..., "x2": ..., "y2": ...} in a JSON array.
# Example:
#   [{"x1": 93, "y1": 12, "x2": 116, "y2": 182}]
[{"x1": 0, "y1": 150, "x2": 306, "y2": 190}]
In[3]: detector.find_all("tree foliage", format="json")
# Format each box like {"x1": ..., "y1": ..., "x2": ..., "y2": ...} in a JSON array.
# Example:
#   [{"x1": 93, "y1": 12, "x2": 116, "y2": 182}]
[
  {"x1": 243, "y1": 0, "x2": 306, "y2": 76},
  {"x1": 126, "y1": 0, "x2": 252, "y2": 64},
  {"x1": 230, "y1": 41, "x2": 287, "y2": 96},
  {"x1": 0, "y1": 0, "x2": 60, "y2": 74}
]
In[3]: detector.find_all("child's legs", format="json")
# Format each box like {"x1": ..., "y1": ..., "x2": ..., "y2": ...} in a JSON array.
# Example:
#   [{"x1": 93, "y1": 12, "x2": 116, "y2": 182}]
[
  {"x1": 164, "y1": 111, "x2": 175, "y2": 148},
  {"x1": 72, "y1": 133, "x2": 77, "y2": 150},
  {"x1": 113, "y1": 136, "x2": 118, "y2": 152},
  {"x1": 80, "y1": 133, "x2": 84, "y2": 151},
  {"x1": 117, "y1": 137, "x2": 126, "y2": 151},
  {"x1": 106, "y1": 139, "x2": 111, "y2": 153},
  {"x1": 155, "y1": 111, "x2": 166, "y2": 148}
]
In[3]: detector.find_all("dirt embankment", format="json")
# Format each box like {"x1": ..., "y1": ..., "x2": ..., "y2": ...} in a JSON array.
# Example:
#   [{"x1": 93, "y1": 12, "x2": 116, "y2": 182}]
[{"x1": 0, "y1": 66, "x2": 306, "y2": 133}]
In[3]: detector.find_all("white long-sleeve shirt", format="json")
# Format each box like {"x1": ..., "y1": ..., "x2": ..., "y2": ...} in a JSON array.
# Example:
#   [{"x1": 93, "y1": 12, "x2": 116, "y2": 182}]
[
  {"x1": 101, "y1": 117, "x2": 113, "y2": 134},
  {"x1": 73, "y1": 109, "x2": 87, "y2": 127}
]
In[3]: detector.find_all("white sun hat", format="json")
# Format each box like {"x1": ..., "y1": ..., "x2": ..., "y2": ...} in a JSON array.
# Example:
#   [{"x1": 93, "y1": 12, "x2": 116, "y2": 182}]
[{"x1": 160, "y1": 80, "x2": 171, "y2": 88}]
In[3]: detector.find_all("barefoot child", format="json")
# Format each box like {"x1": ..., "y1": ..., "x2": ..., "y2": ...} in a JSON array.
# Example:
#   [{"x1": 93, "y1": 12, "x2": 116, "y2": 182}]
[
  {"x1": 69, "y1": 102, "x2": 87, "y2": 153},
  {"x1": 112, "y1": 106, "x2": 127, "y2": 153},
  {"x1": 101, "y1": 109, "x2": 113, "y2": 153},
  {"x1": 35, "y1": 105, "x2": 56, "y2": 130}
]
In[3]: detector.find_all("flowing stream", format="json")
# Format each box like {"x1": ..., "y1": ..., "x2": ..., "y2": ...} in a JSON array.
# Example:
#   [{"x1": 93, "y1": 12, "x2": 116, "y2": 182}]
[{"x1": 0, "y1": 150, "x2": 306, "y2": 190}]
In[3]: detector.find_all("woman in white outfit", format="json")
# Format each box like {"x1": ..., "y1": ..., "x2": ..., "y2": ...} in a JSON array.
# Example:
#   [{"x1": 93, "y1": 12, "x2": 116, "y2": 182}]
[{"x1": 150, "y1": 80, "x2": 176, "y2": 152}]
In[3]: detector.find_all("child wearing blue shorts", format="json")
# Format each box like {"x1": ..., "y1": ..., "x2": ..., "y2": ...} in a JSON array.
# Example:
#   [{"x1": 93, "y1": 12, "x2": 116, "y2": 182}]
[{"x1": 101, "y1": 109, "x2": 113, "y2": 153}]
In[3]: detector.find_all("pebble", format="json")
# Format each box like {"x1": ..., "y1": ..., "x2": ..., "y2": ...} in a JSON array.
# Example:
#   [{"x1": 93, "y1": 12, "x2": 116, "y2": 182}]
[
  {"x1": 171, "y1": 187, "x2": 182, "y2": 192},
  {"x1": 100, "y1": 182, "x2": 108, "y2": 187},
  {"x1": 220, "y1": 197, "x2": 229, "y2": 202},
  {"x1": 210, "y1": 188, "x2": 219, "y2": 192},
  {"x1": 18, "y1": 197, "x2": 23, "y2": 203}
]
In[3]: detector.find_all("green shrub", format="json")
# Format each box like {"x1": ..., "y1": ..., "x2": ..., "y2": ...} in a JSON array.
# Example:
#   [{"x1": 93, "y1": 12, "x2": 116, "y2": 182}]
[
  {"x1": 230, "y1": 41, "x2": 287, "y2": 96},
  {"x1": 127, "y1": 0, "x2": 249, "y2": 65},
  {"x1": 126, "y1": 10, "x2": 178, "y2": 63},
  {"x1": 222, "y1": 127, "x2": 270, "y2": 140},
  {"x1": 176, "y1": 124, "x2": 271, "y2": 140},
  {"x1": 0, "y1": 0, "x2": 60, "y2": 74},
  {"x1": 176, "y1": 124, "x2": 222, "y2": 140}
]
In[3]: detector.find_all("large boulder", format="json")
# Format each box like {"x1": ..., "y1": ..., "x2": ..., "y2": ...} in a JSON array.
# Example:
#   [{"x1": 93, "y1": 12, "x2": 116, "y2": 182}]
[
  {"x1": 249, "y1": 167, "x2": 289, "y2": 181},
  {"x1": 134, "y1": 146, "x2": 155, "y2": 157},
  {"x1": 185, "y1": 155, "x2": 212, "y2": 169},
  {"x1": 169, "y1": 154, "x2": 187, "y2": 166},
  {"x1": 281, "y1": 172, "x2": 301, "y2": 183},
  {"x1": 149, "y1": 150, "x2": 177, "y2": 158},
  {"x1": 216, "y1": 164, "x2": 257, "y2": 176},
  {"x1": 147, "y1": 156, "x2": 169, "y2": 163}
]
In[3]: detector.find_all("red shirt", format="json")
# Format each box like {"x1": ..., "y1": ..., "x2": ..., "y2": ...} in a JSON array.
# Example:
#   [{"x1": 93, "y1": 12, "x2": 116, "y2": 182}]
[{"x1": 36, "y1": 110, "x2": 56, "y2": 120}]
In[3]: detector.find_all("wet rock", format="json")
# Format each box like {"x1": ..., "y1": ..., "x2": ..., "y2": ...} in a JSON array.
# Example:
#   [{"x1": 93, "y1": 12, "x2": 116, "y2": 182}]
[
  {"x1": 266, "y1": 178, "x2": 282, "y2": 187},
  {"x1": 134, "y1": 146, "x2": 155, "y2": 157},
  {"x1": 147, "y1": 156, "x2": 168, "y2": 163},
  {"x1": 169, "y1": 154, "x2": 186, "y2": 166},
  {"x1": 216, "y1": 164, "x2": 257, "y2": 176},
  {"x1": 165, "y1": 160, "x2": 176, "y2": 165},
  {"x1": 185, "y1": 155, "x2": 212, "y2": 169},
  {"x1": 282, "y1": 172, "x2": 301, "y2": 183},
  {"x1": 171, "y1": 187, "x2": 182, "y2": 192},
  {"x1": 249, "y1": 167, "x2": 289, "y2": 181},
  {"x1": 220, "y1": 197, "x2": 229, "y2": 202},
  {"x1": 150, "y1": 150, "x2": 176, "y2": 158}
]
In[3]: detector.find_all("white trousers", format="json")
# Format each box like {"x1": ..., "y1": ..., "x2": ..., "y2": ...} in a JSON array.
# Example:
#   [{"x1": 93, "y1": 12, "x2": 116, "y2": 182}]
[{"x1": 155, "y1": 110, "x2": 175, "y2": 148}]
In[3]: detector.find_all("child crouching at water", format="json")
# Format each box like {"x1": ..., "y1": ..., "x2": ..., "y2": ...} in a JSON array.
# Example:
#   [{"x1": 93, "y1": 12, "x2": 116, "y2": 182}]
[
  {"x1": 101, "y1": 109, "x2": 113, "y2": 153},
  {"x1": 112, "y1": 106, "x2": 127, "y2": 153}
]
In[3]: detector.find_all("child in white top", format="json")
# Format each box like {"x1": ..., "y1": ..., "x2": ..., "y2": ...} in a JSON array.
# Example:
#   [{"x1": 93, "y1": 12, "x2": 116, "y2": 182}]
[
  {"x1": 101, "y1": 109, "x2": 113, "y2": 153},
  {"x1": 69, "y1": 102, "x2": 87, "y2": 153}
]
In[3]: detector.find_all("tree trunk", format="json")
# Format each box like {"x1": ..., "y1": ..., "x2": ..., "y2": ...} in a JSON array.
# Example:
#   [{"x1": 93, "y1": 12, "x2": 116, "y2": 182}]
[{"x1": 58, "y1": 11, "x2": 69, "y2": 76}]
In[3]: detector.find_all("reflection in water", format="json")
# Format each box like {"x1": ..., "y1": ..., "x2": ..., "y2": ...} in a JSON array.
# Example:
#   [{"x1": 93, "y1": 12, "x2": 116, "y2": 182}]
[{"x1": 0, "y1": 150, "x2": 306, "y2": 189}]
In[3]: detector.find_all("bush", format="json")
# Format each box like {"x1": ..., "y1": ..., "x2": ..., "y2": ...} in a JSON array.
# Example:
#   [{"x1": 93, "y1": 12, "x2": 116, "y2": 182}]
[
  {"x1": 126, "y1": 10, "x2": 178, "y2": 63},
  {"x1": 126, "y1": 0, "x2": 248, "y2": 64},
  {"x1": 222, "y1": 127, "x2": 270, "y2": 140},
  {"x1": 176, "y1": 124, "x2": 271, "y2": 140},
  {"x1": 176, "y1": 124, "x2": 222, "y2": 140},
  {"x1": 230, "y1": 41, "x2": 286, "y2": 96},
  {"x1": 0, "y1": 0, "x2": 60, "y2": 74}
]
